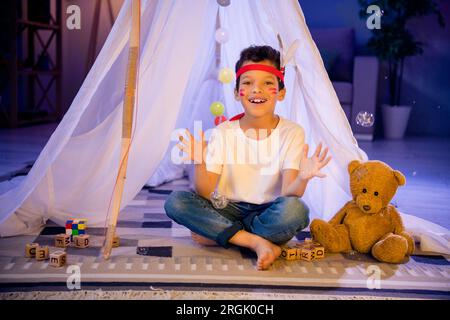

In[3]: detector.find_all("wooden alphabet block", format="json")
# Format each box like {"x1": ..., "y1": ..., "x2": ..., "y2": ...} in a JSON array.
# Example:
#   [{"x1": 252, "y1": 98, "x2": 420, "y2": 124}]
[
  {"x1": 36, "y1": 246, "x2": 49, "y2": 261},
  {"x1": 280, "y1": 246, "x2": 299, "y2": 260},
  {"x1": 50, "y1": 251, "x2": 67, "y2": 267},
  {"x1": 55, "y1": 234, "x2": 71, "y2": 248},
  {"x1": 299, "y1": 245, "x2": 315, "y2": 261},
  {"x1": 294, "y1": 240, "x2": 326, "y2": 261},
  {"x1": 113, "y1": 235, "x2": 120, "y2": 248},
  {"x1": 25, "y1": 243, "x2": 39, "y2": 258},
  {"x1": 74, "y1": 234, "x2": 90, "y2": 248},
  {"x1": 312, "y1": 245, "x2": 325, "y2": 259}
]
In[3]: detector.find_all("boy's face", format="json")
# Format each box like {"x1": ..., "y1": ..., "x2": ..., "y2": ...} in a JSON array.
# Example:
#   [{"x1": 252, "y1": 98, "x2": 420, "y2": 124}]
[{"x1": 234, "y1": 59, "x2": 286, "y2": 119}]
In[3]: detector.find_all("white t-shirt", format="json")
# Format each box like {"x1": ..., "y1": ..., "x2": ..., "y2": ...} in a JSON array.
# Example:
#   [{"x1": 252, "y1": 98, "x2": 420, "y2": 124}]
[{"x1": 205, "y1": 116, "x2": 305, "y2": 204}]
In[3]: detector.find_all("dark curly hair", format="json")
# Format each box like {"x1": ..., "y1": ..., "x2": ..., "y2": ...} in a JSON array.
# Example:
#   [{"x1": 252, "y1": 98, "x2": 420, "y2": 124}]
[{"x1": 234, "y1": 45, "x2": 284, "y2": 91}]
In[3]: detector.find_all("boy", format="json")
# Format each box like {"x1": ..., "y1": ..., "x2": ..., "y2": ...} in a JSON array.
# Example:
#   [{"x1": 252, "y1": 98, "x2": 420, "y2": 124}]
[{"x1": 165, "y1": 45, "x2": 331, "y2": 270}]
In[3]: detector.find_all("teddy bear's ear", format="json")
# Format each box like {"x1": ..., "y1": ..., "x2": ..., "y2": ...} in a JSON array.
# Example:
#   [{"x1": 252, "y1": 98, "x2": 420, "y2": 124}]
[
  {"x1": 348, "y1": 160, "x2": 361, "y2": 175},
  {"x1": 393, "y1": 170, "x2": 406, "y2": 186}
]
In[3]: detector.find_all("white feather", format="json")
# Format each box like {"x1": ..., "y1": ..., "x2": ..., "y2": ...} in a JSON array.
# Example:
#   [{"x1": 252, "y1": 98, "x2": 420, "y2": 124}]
[
  {"x1": 282, "y1": 39, "x2": 300, "y2": 68},
  {"x1": 277, "y1": 34, "x2": 285, "y2": 67}
]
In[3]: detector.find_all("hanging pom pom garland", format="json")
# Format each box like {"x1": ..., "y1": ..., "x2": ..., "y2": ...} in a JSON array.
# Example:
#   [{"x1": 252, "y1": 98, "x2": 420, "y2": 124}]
[
  {"x1": 217, "y1": 0, "x2": 231, "y2": 7},
  {"x1": 215, "y1": 28, "x2": 229, "y2": 44},
  {"x1": 206, "y1": 0, "x2": 231, "y2": 210},
  {"x1": 218, "y1": 67, "x2": 234, "y2": 83},
  {"x1": 214, "y1": 115, "x2": 227, "y2": 126},
  {"x1": 210, "y1": 101, "x2": 225, "y2": 117},
  {"x1": 212, "y1": 2, "x2": 231, "y2": 128}
]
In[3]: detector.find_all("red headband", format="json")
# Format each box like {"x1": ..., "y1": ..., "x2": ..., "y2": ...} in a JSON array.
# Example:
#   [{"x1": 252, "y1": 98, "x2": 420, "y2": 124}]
[{"x1": 236, "y1": 64, "x2": 285, "y2": 83}]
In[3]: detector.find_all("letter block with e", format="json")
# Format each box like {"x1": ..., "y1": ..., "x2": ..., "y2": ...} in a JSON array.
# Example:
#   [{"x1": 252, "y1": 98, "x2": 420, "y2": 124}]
[
  {"x1": 50, "y1": 251, "x2": 67, "y2": 267},
  {"x1": 55, "y1": 234, "x2": 71, "y2": 248}
]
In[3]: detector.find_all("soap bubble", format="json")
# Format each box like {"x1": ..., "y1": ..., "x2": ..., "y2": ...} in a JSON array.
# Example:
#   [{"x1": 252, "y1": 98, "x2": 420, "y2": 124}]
[
  {"x1": 210, "y1": 191, "x2": 229, "y2": 209},
  {"x1": 215, "y1": 28, "x2": 229, "y2": 44},
  {"x1": 376, "y1": 10, "x2": 384, "y2": 17},
  {"x1": 356, "y1": 111, "x2": 375, "y2": 127},
  {"x1": 217, "y1": 0, "x2": 231, "y2": 7},
  {"x1": 218, "y1": 67, "x2": 234, "y2": 84},
  {"x1": 412, "y1": 171, "x2": 417, "y2": 176}
]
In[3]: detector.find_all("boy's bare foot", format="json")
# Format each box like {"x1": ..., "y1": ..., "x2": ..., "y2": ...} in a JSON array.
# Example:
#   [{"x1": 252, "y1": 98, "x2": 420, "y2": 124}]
[
  {"x1": 229, "y1": 230, "x2": 281, "y2": 270},
  {"x1": 191, "y1": 231, "x2": 218, "y2": 246},
  {"x1": 253, "y1": 238, "x2": 281, "y2": 270}
]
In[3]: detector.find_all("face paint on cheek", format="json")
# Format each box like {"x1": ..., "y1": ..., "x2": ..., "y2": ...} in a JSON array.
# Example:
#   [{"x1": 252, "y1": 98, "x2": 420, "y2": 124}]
[
  {"x1": 239, "y1": 89, "x2": 245, "y2": 97},
  {"x1": 268, "y1": 87, "x2": 278, "y2": 95}
]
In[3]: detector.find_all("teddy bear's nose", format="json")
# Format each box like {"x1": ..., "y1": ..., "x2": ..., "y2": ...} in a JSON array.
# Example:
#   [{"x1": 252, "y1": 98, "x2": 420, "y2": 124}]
[{"x1": 363, "y1": 205, "x2": 371, "y2": 211}]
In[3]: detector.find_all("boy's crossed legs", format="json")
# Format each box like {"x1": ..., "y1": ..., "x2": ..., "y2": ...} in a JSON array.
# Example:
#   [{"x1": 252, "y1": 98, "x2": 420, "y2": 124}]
[
  {"x1": 191, "y1": 230, "x2": 281, "y2": 270},
  {"x1": 191, "y1": 231, "x2": 217, "y2": 246},
  {"x1": 164, "y1": 190, "x2": 309, "y2": 270}
]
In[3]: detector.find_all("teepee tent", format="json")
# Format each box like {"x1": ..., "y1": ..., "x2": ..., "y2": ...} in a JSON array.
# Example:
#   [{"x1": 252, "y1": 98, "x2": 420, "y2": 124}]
[{"x1": 0, "y1": 0, "x2": 448, "y2": 253}]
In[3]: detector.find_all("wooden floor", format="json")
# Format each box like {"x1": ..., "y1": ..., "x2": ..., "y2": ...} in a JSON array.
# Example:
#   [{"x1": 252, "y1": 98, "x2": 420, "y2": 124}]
[{"x1": 1, "y1": 123, "x2": 449, "y2": 229}]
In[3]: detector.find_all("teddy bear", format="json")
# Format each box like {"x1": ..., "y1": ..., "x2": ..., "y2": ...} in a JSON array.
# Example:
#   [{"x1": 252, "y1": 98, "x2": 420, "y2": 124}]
[{"x1": 310, "y1": 160, "x2": 415, "y2": 263}]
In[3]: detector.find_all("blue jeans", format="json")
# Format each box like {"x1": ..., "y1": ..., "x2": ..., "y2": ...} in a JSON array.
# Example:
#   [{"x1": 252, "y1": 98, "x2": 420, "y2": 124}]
[{"x1": 164, "y1": 190, "x2": 310, "y2": 248}]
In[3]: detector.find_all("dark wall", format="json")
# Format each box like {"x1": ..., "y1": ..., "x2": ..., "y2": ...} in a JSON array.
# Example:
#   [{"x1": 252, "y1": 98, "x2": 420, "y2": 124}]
[{"x1": 300, "y1": 0, "x2": 450, "y2": 136}]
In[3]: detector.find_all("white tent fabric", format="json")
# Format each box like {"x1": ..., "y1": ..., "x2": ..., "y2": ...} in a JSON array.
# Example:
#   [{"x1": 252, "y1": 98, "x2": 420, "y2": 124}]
[
  {"x1": 0, "y1": 0, "x2": 219, "y2": 235},
  {"x1": 0, "y1": 0, "x2": 448, "y2": 254}
]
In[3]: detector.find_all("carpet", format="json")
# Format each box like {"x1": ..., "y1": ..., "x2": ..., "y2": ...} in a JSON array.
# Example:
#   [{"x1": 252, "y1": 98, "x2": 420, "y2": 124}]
[
  {"x1": 0, "y1": 178, "x2": 449, "y2": 298},
  {"x1": 0, "y1": 289, "x2": 422, "y2": 300}
]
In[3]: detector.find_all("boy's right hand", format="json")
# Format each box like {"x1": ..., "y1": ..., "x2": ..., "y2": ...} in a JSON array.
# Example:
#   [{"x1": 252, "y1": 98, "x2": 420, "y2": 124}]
[
  {"x1": 176, "y1": 129, "x2": 207, "y2": 164},
  {"x1": 298, "y1": 142, "x2": 332, "y2": 180}
]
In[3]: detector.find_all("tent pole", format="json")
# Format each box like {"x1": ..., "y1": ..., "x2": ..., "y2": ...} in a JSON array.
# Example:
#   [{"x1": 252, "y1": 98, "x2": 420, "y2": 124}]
[{"x1": 102, "y1": 0, "x2": 140, "y2": 260}]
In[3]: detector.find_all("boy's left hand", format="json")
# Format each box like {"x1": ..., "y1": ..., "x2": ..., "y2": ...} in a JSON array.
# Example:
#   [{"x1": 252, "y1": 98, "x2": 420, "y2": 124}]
[{"x1": 299, "y1": 142, "x2": 332, "y2": 180}]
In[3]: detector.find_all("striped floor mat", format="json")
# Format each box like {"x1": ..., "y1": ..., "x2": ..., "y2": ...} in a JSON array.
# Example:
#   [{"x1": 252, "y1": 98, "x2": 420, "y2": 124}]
[{"x1": 0, "y1": 178, "x2": 449, "y2": 296}]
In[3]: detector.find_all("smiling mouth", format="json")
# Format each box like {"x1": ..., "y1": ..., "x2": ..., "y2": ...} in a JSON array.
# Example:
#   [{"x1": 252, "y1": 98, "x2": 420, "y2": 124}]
[{"x1": 248, "y1": 98, "x2": 267, "y2": 104}]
